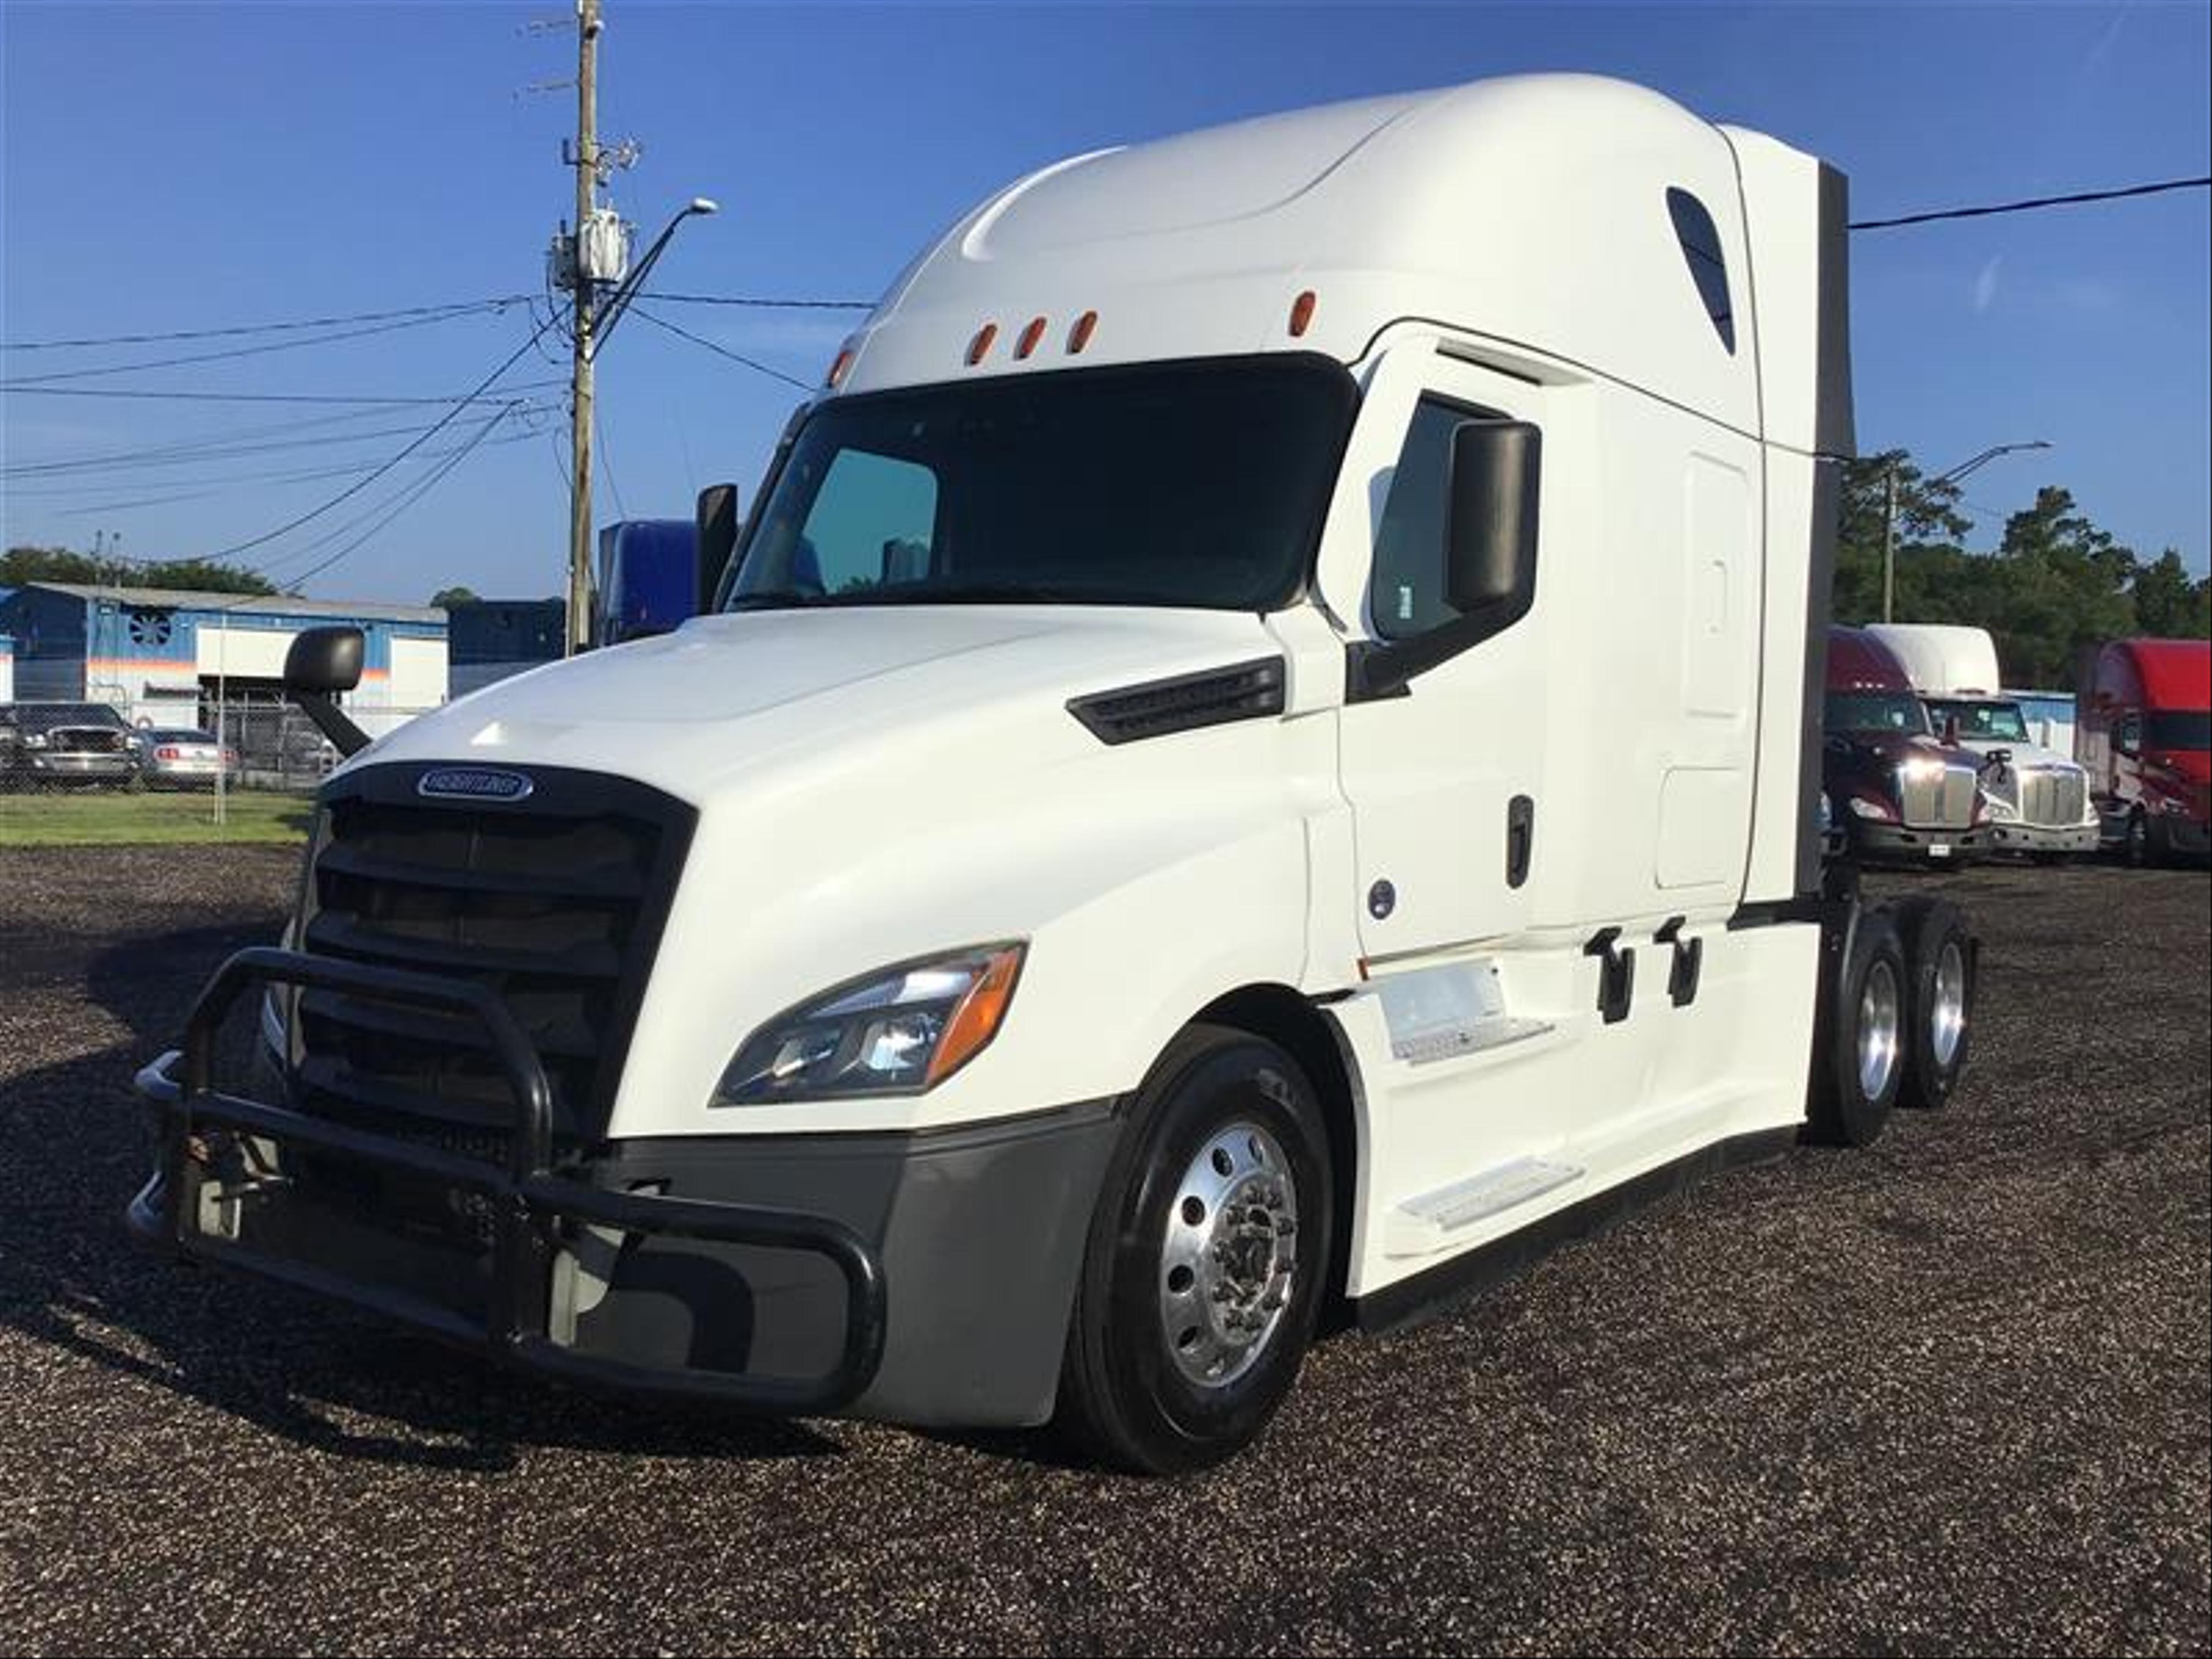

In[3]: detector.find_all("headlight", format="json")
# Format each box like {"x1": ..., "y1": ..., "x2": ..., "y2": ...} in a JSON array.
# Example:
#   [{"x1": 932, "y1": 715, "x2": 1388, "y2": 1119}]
[
  {"x1": 1902, "y1": 756, "x2": 1946, "y2": 783},
  {"x1": 22, "y1": 732, "x2": 47, "y2": 749},
  {"x1": 1847, "y1": 794, "x2": 1896, "y2": 821},
  {"x1": 713, "y1": 943, "x2": 1025, "y2": 1105},
  {"x1": 2156, "y1": 794, "x2": 2194, "y2": 816}
]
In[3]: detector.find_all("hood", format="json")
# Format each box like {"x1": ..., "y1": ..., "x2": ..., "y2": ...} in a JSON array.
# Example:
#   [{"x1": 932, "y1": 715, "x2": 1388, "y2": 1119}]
[
  {"x1": 1951, "y1": 734, "x2": 2079, "y2": 774},
  {"x1": 348, "y1": 604, "x2": 1283, "y2": 803},
  {"x1": 1830, "y1": 728, "x2": 1974, "y2": 768}
]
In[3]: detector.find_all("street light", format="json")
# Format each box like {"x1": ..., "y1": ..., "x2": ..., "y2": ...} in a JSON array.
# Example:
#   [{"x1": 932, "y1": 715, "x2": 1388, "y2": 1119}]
[
  {"x1": 1881, "y1": 439, "x2": 2052, "y2": 622},
  {"x1": 592, "y1": 196, "x2": 718, "y2": 355},
  {"x1": 563, "y1": 195, "x2": 717, "y2": 656}
]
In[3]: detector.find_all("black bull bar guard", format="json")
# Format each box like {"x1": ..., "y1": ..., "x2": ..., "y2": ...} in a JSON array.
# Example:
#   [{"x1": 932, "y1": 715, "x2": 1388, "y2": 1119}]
[{"x1": 132, "y1": 946, "x2": 887, "y2": 1412}]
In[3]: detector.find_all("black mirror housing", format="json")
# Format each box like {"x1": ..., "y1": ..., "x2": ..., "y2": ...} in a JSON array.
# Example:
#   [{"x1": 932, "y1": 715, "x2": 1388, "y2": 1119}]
[
  {"x1": 1445, "y1": 421, "x2": 1541, "y2": 614},
  {"x1": 696, "y1": 483, "x2": 741, "y2": 616},
  {"x1": 283, "y1": 626, "x2": 365, "y2": 695}
]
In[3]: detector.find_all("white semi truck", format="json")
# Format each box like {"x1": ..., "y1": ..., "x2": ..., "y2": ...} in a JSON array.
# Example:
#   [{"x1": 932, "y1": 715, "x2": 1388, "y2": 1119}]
[
  {"x1": 1869, "y1": 622, "x2": 2100, "y2": 859},
  {"x1": 132, "y1": 74, "x2": 1979, "y2": 1472}
]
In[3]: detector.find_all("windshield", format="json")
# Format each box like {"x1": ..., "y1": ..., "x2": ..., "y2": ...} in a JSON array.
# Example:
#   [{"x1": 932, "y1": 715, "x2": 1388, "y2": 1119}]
[
  {"x1": 1826, "y1": 691, "x2": 1930, "y2": 736},
  {"x1": 725, "y1": 357, "x2": 1357, "y2": 613},
  {"x1": 12, "y1": 703, "x2": 128, "y2": 733},
  {"x1": 2146, "y1": 710, "x2": 2211, "y2": 752},
  {"x1": 1927, "y1": 699, "x2": 2029, "y2": 742}
]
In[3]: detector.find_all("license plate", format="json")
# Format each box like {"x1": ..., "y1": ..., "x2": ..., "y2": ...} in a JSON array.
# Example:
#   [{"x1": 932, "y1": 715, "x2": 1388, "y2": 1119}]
[{"x1": 1929, "y1": 843, "x2": 1952, "y2": 859}]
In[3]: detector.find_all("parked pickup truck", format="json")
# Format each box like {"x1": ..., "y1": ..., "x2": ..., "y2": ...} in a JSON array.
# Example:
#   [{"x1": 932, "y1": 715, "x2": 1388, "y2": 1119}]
[
  {"x1": 1869, "y1": 623, "x2": 2099, "y2": 861},
  {"x1": 0, "y1": 701, "x2": 139, "y2": 788},
  {"x1": 1822, "y1": 628, "x2": 1989, "y2": 866},
  {"x1": 127, "y1": 74, "x2": 1980, "y2": 1472},
  {"x1": 2078, "y1": 637, "x2": 2211, "y2": 865}
]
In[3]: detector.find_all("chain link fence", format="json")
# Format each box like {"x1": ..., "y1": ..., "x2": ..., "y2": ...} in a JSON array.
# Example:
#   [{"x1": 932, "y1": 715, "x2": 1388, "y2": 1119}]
[{"x1": 1, "y1": 698, "x2": 435, "y2": 846}]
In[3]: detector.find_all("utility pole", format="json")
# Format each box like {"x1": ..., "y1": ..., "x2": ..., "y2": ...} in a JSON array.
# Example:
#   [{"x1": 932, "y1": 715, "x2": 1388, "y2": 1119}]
[
  {"x1": 564, "y1": 0, "x2": 602, "y2": 657},
  {"x1": 1881, "y1": 468, "x2": 1899, "y2": 624}
]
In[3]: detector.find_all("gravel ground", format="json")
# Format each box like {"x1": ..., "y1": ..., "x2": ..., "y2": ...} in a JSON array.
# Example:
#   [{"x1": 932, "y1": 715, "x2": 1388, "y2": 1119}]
[{"x1": 1, "y1": 846, "x2": 2206, "y2": 1655}]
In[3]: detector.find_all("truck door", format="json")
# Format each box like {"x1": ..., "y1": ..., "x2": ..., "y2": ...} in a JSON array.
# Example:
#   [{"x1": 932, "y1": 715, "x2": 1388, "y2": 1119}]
[{"x1": 1326, "y1": 347, "x2": 1552, "y2": 959}]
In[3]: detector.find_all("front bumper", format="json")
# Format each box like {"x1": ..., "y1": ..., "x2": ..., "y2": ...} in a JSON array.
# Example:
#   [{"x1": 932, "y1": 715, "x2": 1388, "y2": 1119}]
[
  {"x1": 20, "y1": 752, "x2": 136, "y2": 780},
  {"x1": 128, "y1": 948, "x2": 1119, "y2": 1426},
  {"x1": 1842, "y1": 820, "x2": 1988, "y2": 866},
  {"x1": 1984, "y1": 819, "x2": 2101, "y2": 856}
]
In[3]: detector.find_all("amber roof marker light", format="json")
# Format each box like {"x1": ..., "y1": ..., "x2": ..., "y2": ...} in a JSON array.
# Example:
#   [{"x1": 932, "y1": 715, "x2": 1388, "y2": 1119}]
[
  {"x1": 1288, "y1": 290, "x2": 1318, "y2": 338},
  {"x1": 1067, "y1": 310, "x2": 1099, "y2": 354},
  {"x1": 1015, "y1": 316, "x2": 1050, "y2": 359},
  {"x1": 825, "y1": 337, "x2": 858, "y2": 389},
  {"x1": 967, "y1": 322, "x2": 999, "y2": 366}
]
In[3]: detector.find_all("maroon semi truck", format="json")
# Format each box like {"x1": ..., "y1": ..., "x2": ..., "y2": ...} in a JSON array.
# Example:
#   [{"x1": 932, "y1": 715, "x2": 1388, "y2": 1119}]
[
  {"x1": 2078, "y1": 638, "x2": 2211, "y2": 866},
  {"x1": 1822, "y1": 627, "x2": 1989, "y2": 866}
]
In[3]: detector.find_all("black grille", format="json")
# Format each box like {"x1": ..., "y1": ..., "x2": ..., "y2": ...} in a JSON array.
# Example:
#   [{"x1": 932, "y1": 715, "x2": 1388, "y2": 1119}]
[
  {"x1": 294, "y1": 764, "x2": 694, "y2": 1152},
  {"x1": 1067, "y1": 658, "x2": 1286, "y2": 746}
]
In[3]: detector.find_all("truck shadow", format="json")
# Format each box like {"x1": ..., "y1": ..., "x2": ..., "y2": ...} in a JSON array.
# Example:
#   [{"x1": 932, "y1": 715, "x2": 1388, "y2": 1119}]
[{"x1": 0, "y1": 922, "x2": 843, "y2": 1473}]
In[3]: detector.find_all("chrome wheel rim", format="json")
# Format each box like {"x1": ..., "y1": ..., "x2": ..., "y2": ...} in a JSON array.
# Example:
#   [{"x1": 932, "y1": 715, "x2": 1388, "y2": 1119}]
[
  {"x1": 1159, "y1": 1122, "x2": 1298, "y2": 1389},
  {"x1": 1858, "y1": 959, "x2": 1903, "y2": 1102},
  {"x1": 1930, "y1": 940, "x2": 1967, "y2": 1072}
]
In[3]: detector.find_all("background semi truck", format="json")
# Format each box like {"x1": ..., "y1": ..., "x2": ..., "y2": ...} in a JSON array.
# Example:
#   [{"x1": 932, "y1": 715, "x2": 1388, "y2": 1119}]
[
  {"x1": 131, "y1": 74, "x2": 1980, "y2": 1472},
  {"x1": 1868, "y1": 622, "x2": 2099, "y2": 860},
  {"x1": 2077, "y1": 637, "x2": 2212, "y2": 865},
  {"x1": 1822, "y1": 627, "x2": 1990, "y2": 866}
]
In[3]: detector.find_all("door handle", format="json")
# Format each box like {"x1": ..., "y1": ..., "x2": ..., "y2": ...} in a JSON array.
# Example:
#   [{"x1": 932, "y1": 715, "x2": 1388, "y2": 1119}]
[{"x1": 1506, "y1": 794, "x2": 1535, "y2": 888}]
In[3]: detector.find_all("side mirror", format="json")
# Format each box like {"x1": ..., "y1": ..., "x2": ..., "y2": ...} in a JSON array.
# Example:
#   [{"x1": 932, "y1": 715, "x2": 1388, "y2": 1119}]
[
  {"x1": 1445, "y1": 421, "x2": 1541, "y2": 613},
  {"x1": 283, "y1": 626, "x2": 364, "y2": 695},
  {"x1": 696, "y1": 483, "x2": 741, "y2": 617}
]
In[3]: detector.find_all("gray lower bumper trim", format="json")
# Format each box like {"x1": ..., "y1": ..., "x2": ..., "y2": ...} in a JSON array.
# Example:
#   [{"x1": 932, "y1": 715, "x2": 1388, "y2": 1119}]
[{"x1": 582, "y1": 1103, "x2": 1123, "y2": 1429}]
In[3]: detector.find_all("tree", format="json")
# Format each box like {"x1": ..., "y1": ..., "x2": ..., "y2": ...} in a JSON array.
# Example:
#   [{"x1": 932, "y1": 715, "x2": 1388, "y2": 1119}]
[
  {"x1": 431, "y1": 586, "x2": 482, "y2": 609},
  {"x1": 1, "y1": 544, "x2": 271, "y2": 595},
  {"x1": 1831, "y1": 451, "x2": 1972, "y2": 624},
  {"x1": 2129, "y1": 548, "x2": 2212, "y2": 641},
  {"x1": 1986, "y1": 487, "x2": 2139, "y2": 687}
]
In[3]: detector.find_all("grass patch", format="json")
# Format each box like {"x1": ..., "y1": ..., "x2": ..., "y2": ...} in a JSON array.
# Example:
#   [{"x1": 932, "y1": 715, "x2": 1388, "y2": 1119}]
[{"x1": 0, "y1": 787, "x2": 313, "y2": 846}]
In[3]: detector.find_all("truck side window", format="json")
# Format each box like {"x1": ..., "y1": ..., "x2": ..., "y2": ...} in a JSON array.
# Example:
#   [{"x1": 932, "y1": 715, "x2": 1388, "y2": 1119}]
[
  {"x1": 1370, "y1": 396, "x2": 1531, "y2": 643},
  {"x1": 1666, "y1": 187, "x2": 1736, "y2": 353},
  {"x1": 796, "y1": 449, "x2": 940, "y2": 593}
]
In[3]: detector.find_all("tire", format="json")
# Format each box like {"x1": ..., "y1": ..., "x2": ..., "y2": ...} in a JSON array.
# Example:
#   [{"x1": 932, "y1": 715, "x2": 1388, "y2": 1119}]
[
  {"x1": 2124, "y1": 809, "x2": 2152, "y2": 868},
  {"x1": 1809, "y1": 907, "x2": 1909, "y2": 1147},
  {"x1": 1889, "y1": 895, "x2": 1974, "y2": 1112},
  {"x1": 1058, "y1": 1024, "x2": 1333, "y2": 1474}
]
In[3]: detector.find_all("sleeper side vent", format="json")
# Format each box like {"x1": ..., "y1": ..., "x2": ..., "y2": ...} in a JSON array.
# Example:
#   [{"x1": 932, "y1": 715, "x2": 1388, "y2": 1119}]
[{"x1": 1067, "y1": 657, "x2": 1288, "y2": 747}]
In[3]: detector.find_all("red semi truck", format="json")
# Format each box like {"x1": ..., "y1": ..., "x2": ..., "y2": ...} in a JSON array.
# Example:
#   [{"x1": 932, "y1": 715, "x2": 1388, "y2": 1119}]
[{"x1": 2078, "y1": 638, "x2": 2211, "y2": 865}]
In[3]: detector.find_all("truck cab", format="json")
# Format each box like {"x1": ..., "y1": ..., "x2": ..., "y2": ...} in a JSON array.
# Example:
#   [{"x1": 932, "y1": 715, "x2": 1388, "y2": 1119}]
[
  {"x1": 1823, "y1": 627, "x2": 1989, "y2": 866},
  {"x1": 129, "y1": 75, "x2": 1979, "y2": 1472},
  {"x1": 1868, "y1": 622, "x2": 2099, "y2": 859},
  {"x1": 2079, "y1": 638, "x2": 2211, "y2": 865}
]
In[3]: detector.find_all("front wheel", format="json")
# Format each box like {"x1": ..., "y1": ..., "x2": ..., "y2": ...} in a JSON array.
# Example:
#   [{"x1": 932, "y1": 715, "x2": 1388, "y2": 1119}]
[{"x1": 1058, "y1": 1025, "x2": 1333, "y2": 1474}]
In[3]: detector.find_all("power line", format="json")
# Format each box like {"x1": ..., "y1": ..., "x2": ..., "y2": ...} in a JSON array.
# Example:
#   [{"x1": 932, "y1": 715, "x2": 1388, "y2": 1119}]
[
  {"x1": 0, "y1": 305, "x2": 520, "y2": 387},
  {"x1": 0, "y1": 296, "x2": 534, "y2": 351},
  {"x1": 1851, "y1": 175, "x2": 2210, "y2": 231},
  {"x1": 262, "y1": 406, "x2": 516, "y2": 592},
  {"x1": 16, "y1": 422, "x2": 552, "y2": 506},
  {"x1": 0, "y1": 380, "x2": 565, "y2": 408},
  {"x1": 640, "y1": 291, "x2": 872, "y2": 311},
  {"x1": 2, "y1": 402, "x2": 558, "y2": 482},
  {"x1": 200, "y1": 310, "x2": 562, "y2": 560},
  {"x1": 630, "y1": 305, "x2": 813, "y2": 391}
]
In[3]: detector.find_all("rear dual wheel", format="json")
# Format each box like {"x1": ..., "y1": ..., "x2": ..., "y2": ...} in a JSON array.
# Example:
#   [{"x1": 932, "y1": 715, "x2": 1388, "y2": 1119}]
[{"x1": 1810, "y1": 898, "x2": 1975, "y2": 1146}]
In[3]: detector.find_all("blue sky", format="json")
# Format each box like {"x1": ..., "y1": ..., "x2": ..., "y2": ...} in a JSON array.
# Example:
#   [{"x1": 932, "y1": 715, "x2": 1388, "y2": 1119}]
[{"x1": 3, "y1": 1, "x2": 2207, "y2": 604}]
